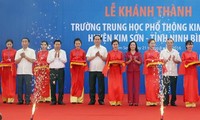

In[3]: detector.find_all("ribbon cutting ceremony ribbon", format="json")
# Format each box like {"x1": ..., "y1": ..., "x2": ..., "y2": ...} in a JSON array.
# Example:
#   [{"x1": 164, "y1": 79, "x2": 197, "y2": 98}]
[
  {"x1": 0, "y1": 63, "x2": 13, "y2": 71},
  {"x1": 146, "y1": 61, "x2": 164, "y2": 67},
  {"x1": 184, "y1": 61, "x2": 200, "y2": 68},
  {"x1": 0, "y1": 63, "x2": 12, "y2": 67},
  {"x1": 70, "y1": 62, "x2": 87, "y2": 68},
  {"x1": 34, "y1": 65, "x2": 49, "y2": 71},
  {"x1": 0, "y1": 63, "x2": 14, "y2": 73},
  {"x1": 108, "y1": 60, "x2": 125, "y2": 67}
]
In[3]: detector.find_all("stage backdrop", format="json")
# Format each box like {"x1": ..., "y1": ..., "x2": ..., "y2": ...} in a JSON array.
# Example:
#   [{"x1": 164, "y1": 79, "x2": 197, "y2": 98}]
[{"x1": 0, "y1": 0, "x2": 200, "y2": 95}]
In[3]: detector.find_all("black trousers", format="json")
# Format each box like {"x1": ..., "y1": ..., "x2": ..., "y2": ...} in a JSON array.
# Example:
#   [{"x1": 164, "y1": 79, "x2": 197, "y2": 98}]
[
  {"x1": 50, "y1": 68, "x2": 65, "y2": 103},
  {"x1": 17, "y1": 75, "x2": 32, "y2": 103},
  {"x1": 163, "y1": 76, "x2": 177, "y2": 105},
  {"x1": 89, "y1": 71, "x2": 105, "y2": 102}
]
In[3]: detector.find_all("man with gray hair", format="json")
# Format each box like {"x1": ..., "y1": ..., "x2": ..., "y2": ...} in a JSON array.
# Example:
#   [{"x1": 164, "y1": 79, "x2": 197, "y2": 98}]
[{"x1": 160, "y1": 38, "x2": 181, "y2": 106}]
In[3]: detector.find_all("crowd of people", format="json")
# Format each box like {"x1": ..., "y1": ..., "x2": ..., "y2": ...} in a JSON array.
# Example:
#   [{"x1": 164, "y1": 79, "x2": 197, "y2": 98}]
[{"x1": 0, "y1": 35, "x2": 199, "y2": 108}]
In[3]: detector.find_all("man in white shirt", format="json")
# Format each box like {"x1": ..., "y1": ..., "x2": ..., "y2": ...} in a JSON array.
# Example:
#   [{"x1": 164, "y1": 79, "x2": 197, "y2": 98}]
[
  {"x1": 15, "y1": 38, "x2": 36, "y2": 105},
  {"x1": 160, "y1": 38, "x2": 181, "y2": 106},
  {"x1": 47, "y1": 40, "x2": 67, "y2": 105},
  {"x1": 86, "y1": 35, "x2": 108, "y2": 105}
]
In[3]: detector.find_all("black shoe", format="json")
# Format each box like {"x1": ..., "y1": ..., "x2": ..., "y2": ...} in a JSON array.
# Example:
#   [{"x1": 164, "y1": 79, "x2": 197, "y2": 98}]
[
  {"x1": 50, "y1": 101, "x2": 56, "y2": 105},
  {"x1": 25, "y1": 102, "x2": 30, "y2": 105},
  {"x1": 98, "y1": 101, "x2": 104, "y2": 105},
  {"x1": 17, "y1": 102, "x2": 23, "y2": 105},
  {"x1": 129, "y1": 103, "x2": 133, "y2": 106},
  {"x1": 71, "y1": 102, "x2": 77, "y2": 104},
  {"x1": 164, "y1": 104, "x2": 168, "y2": 106},
  {"x1": 171, "y1": 103, "x2": 177, "y2": 106},
  {"x1": 133, "y1": 103, "x2": 138, "y2": 106},
  {"x1": 58, "y1": 102, "x2": 65, "y2": 105},
  {"x1": 149, "y1": 104, "x2": 156, "y2": 106},
  {"x1": 88, "y1": 101, "x2": 95, "y2": 105}
]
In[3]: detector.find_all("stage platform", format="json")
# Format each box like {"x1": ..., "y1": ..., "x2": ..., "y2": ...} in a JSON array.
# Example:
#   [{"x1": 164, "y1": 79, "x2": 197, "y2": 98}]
[{"x1": 0, "y1": 94, "x2": 200, "y2": 120}]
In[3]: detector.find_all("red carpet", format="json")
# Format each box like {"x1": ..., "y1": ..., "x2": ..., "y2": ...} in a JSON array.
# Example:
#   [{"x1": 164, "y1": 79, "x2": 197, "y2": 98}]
[{"x1": 0, "y1": 94, "x2": 200, "y2": 120}]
